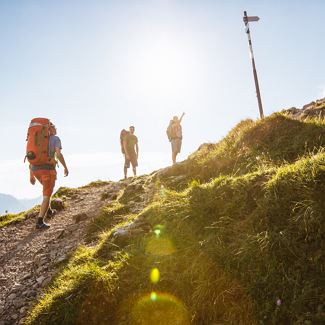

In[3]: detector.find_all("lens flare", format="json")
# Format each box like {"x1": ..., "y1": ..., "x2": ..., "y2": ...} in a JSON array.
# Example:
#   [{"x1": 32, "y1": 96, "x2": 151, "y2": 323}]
[
  {"x1": 146, "y1": 237, "x2": 176, "y2": 256},
  {"x1": 154, "y1": 229, "x2": 161, "y2": 237},
  {"x1": 146, "y1": 225, "x2": 175, "y2": 256},
  {"x1": 153, "y1": 224, "x2": 165, "y2": 234},
  {"x1": 132, "y1": 292, "x2": 190, "y2": 325},
  {"x1": 150, "y1": 268, "x2": 160, "y2": 284},
  {"x1": 150, "y1": 292, "x2": 158, "y2": 301}
]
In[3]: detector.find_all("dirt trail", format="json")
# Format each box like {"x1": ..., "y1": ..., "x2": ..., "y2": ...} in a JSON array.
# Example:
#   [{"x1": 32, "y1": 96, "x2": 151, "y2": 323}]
[{"x1": 0, "y1": 182, "x2": 123, "y2": 325}]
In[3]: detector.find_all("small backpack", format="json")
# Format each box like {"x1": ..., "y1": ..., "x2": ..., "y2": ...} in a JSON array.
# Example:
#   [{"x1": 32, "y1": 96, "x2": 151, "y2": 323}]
[
  {"x1": 120, "y1": 129, "x2": 129, "y2": 154},
  {"x1": 166, "y1": 121, "x2": 173, "y2": 141},
  {"x1": 25, "y1": 118, "x2": 54, "y2": 165},
  {"x1": 166, "y1": 121, "x2": 182, "y2": 140}
]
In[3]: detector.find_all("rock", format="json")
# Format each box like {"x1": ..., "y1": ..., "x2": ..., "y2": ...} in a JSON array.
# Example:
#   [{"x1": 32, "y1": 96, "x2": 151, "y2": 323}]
[
  {"x1": 12, "y1": 283, "x2": 24, "y2": 292},
  {"x1": 13, "y1": 299, "x2": 25, "y2": 308},
  {"x1": 24, "y1": 290, "x2": 36, "y2": 298},
  {"x1": 36, "y1": 275, "x2": 46, "y2": 284},
  {"x1": 11, "y1": 314, "x2": 18, "y2": 320},
  {"x1": 19, "y1": 306, "x2": 28, "y2": 314},
  {"x1": 8, "y1": 293, "x2": 17, "y2": 301},
  {"x1": 36, "y1": 266, "x2": 46, "y2": 273},
  {"x1": 50, "y1": 198, "x2": 64, "y2": 211},
  {"x1": 56, "y1": 255, "x2": 67, "y2": 263},
  {"x1": 25, "y1": 210, "x2": 39, "y2": 220},
  {"x1": 42, "y1": 277, "x2": 51, "y2": 287},
  {"x1": 16, "y1": 244, "x2": 24, "y2": 250},
  {"x1": 40, "y1": 259, "x2": 48, "y2": 266},
  {"x1": 283, "y1": 97, "x2": 325, "y2": 120},
  {"x1": 113, "y1": 228, "x2": 128, "y2": 237},
  {"x1": 22, "y1": 290, "x2": 32, "y2": 297},
  {"x1": 72, "y1": 212, "x2": 88, "y2": 223},
  {"x1": 68, "y1": 225, "x2": 79, "y2": 232},
  {"x1": 22, "y1": 274, "x2": 31, "y2": 281}
]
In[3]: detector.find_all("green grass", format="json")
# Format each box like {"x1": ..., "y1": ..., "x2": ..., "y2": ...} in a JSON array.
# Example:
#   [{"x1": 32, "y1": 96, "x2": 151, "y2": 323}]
[
  {"x1": 0, "y1": 206, "x2": 39, "y2": 228},
  {"x1": 53, "y1": 186, "x2": 80, "y2": 199},
  {"x1": 85, "y1": 201, "x2": 130, "y2": 242},
  {"x1": 25, "y1": 113, "x2": 325, "y2": 324},
  {"x1": 161, "y1": 113, "x2": 325, "y2": 189},
  {"x1": 25, "y1": 246, "x2": 129, "y2": 325},
  {"x1": 187, "y1": 152, "x2": 325, "y2": 323},
  {"x1": 80, "y1": 180, "x2": 111, "y2": 189}
]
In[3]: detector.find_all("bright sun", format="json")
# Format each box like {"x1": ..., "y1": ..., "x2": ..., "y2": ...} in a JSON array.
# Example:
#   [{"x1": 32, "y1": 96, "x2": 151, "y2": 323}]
[{"x1": 126, "y1": 38, "x2": 197, "y2": 98}]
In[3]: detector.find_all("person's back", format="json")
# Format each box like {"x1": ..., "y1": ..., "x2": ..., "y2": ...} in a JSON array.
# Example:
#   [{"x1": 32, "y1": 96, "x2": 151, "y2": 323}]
[{"x1": 170, "y1": 121, "x2": 182, "y2": 139}]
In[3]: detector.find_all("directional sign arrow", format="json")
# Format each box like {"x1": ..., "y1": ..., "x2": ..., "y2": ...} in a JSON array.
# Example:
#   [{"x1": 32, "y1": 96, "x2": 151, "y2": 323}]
[{"x1": 243, "y1": 16, "x2": 260, "y2": 23}]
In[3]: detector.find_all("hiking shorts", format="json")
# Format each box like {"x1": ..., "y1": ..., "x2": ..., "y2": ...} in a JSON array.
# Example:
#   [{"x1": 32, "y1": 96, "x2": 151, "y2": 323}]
[
  {"x1": 124, "y1": 153, "x2": 138, "y2": 169},
  {"x1": 171, "y1": 138, "x2": 182, "y2": 154},
  {"x1": 33, "y1": 169, "x2": 57, "y2": 197}
]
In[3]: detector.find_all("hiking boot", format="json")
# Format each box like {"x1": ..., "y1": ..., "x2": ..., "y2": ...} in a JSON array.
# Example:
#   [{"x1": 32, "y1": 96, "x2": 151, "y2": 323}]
[
  {"x1": 47, "y1": 208, "x2": 57, "y2": 218},
  {"x1": 36, "y1": 222, "x2": 50, "y2": 230}
]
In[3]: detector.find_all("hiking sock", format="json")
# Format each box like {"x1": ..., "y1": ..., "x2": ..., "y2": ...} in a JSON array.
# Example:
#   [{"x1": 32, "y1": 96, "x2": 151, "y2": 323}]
[{"x1": 37, "y1": 217, "x2": 43, "y2": 225}]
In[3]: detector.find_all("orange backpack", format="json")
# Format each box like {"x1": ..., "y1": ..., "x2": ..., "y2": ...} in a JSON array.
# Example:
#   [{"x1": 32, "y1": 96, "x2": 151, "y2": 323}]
[{"x1": 25, "y1": 118, "x2": 54, "y2": 166}]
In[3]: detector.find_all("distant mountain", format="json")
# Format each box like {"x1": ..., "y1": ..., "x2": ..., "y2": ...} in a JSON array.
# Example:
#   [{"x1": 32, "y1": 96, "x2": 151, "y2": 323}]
[
  {"x1": 0, "y1": 194, "x2": 24, "y2": 214},
  {"x1": 0, "y1": 193, "x2": 41, "y2": 214},
  {"x1": 20, "y1": 196, "x2": 42, "y2": 210}
]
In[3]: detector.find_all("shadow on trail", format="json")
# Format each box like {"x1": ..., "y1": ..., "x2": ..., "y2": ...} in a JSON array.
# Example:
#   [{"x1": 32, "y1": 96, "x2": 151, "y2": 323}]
[{"x1": 0, "y1": 230, "x2": 42, "y2": 265}]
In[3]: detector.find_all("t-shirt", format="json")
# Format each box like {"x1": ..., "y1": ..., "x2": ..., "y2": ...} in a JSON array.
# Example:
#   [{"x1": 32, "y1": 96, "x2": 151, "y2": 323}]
[
  {"x1": 124, "y1": 134, "x2": 138, "y2": 154},
  {"x1": 49, "y1": 135, "x2": 62, "y2": 158}
]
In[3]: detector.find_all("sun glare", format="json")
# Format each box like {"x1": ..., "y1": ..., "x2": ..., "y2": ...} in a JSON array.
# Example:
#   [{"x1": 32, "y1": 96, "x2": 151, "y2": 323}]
[{"x1": 127, "y1": 38, "x2": 196, "y2": 98}]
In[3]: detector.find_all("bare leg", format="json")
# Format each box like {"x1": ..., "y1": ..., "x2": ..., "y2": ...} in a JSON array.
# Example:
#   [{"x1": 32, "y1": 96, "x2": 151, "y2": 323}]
[
  {"x1": 37, "y1": 196, "x2": 50, "y2": 224},
  {"x1": 172, "y1": 152, "x2": 177, "y2": 165},
  {"x1": 133, "y1": 167, "x2": 137, "y2": 176}
]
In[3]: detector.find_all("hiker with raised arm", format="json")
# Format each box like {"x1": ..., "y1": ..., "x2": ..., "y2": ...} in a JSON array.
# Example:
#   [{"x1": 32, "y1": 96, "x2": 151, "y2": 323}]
[
  {"x1": 123, "y1": 125, "x2": 139, "y2": 179},
  {"x1": 26, "y1": 119, "x2": 69, "y2": 229},
  {"x1": 167, "y1": 112, "x2": 185, "y2": 165}
]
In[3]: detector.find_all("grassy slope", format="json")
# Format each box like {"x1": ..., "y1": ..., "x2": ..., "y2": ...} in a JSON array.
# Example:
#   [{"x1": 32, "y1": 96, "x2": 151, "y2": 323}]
[
  {"x1": 25, "y1": 113, "x2": 325, "y2": 325},
  {"x1": 0, "y1": 206, "x2": 40, "y2": 228}
]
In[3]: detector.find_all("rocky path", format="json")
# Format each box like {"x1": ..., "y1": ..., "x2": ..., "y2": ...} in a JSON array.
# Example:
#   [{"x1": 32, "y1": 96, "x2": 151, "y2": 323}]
[{"x1": 0, "y1": 182, "x2": 123, "y2": 325}]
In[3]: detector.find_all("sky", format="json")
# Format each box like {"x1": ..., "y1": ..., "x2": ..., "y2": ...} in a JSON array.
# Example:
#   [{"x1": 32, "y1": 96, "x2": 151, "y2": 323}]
[{"x1": 0, "y1": 0, "x2": 324, "y2": 200}]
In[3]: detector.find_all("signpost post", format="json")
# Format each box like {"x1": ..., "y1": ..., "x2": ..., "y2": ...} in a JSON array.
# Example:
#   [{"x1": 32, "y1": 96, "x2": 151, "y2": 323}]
[{"x1": 243, "y1": 11, "x2": 264, "y2": 119}]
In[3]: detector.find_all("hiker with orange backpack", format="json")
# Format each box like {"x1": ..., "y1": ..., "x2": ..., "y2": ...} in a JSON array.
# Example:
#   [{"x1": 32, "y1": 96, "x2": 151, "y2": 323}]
[
  {"x1": 166, "y1": 112, "x2": 185, "y2": 165},
  {"x1": 26, "y1": 119, "x2": 69, "y2": 229}
]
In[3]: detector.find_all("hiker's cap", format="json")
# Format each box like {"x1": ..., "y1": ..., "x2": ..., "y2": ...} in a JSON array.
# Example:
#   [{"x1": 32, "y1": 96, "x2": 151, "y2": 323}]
[{"x1": 129, "y1": 125, "x2": 135, "y2": 129}]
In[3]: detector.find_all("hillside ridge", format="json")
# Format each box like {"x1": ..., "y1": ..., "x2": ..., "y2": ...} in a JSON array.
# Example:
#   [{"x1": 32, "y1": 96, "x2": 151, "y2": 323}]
[{"x1": 0, "y1": 101, "x2": 324, "y2": 325}]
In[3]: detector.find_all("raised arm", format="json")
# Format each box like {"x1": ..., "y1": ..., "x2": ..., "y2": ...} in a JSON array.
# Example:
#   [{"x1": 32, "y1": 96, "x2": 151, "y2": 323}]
[{"x1": 179, "y1": 112, "x2": 185, "y2": 123}]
